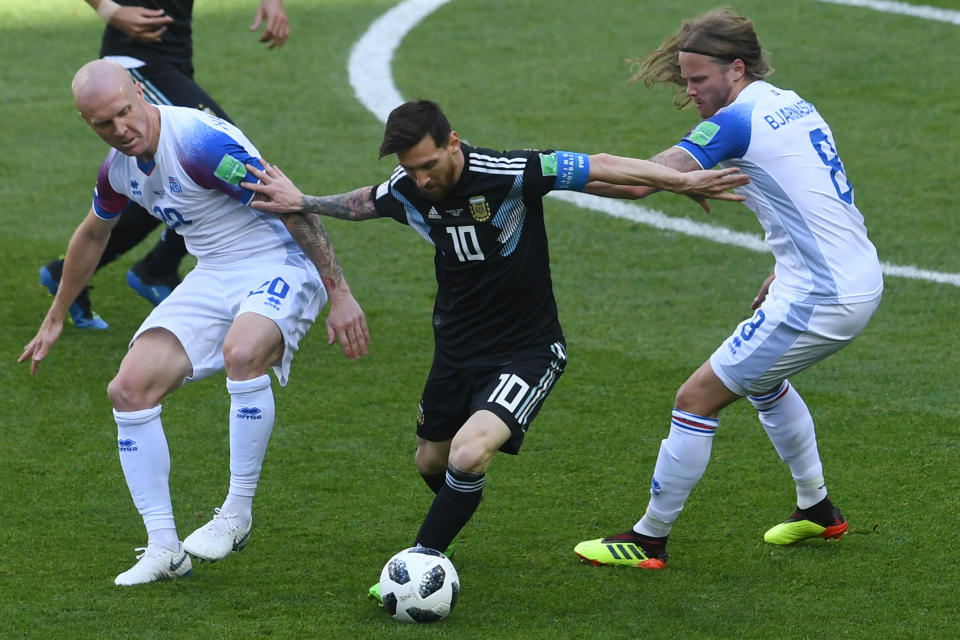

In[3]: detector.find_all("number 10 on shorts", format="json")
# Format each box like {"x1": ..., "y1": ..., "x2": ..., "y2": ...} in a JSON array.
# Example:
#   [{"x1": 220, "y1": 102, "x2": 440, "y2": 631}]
[{"x1": 488, "y1": 374, "x2": 531, "y2": 412}]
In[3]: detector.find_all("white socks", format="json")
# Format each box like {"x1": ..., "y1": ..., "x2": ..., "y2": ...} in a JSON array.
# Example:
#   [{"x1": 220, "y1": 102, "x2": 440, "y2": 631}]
[
  {"x1": 633, "y1": 381, "x2": 827, "y2": 538},
  {"x1": 221, "y1": 375, "x2": 274, "y2": 527},
  {"x1": 749, "y1": 381, "x2": 826, "y2": 509},
  {"x1": 114, "y1": 405, "x2": 179, "y2": 551},
  {"x1": 114, "y1": 375, "x2": 274, "y2": 546},
  {"x1": 635, "y1": 410, "x2": 717, "y2": 538}
]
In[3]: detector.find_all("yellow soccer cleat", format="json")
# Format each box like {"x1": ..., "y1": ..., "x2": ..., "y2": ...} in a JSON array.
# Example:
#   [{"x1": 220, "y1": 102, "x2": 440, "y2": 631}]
[
  {"x1": 574, "y1": 532, "x2": 668, "y2": 570},
  {"x1": 764, "y1": 507, "x2": 847, "y2": 545}
]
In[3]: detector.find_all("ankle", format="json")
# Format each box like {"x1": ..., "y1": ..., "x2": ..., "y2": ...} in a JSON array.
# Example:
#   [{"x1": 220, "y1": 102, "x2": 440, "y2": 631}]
[{"x1": 799, "y1": 496, "x2": 836, "y2": 527}]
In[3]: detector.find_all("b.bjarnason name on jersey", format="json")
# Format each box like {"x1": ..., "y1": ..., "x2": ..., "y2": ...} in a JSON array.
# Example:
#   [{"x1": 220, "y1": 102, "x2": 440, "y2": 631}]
[{"x1": 763, "y1": 99, "x2": 816, "y2": 131}]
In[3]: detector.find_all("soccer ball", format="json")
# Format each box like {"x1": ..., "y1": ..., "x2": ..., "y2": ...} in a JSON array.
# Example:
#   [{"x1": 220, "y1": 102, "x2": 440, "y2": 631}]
[{"x1": 379, "y1": 546, "x2": 460, "y2": 623}]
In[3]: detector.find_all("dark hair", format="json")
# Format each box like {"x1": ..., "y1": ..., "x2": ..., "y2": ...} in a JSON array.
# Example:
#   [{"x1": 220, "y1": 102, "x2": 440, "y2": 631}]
[
  {"x1": 630, "y1": 6, "x2": 772, "y2": 109},
  {"x1": 379, "y1": 100, "x2": 452, "y2": 158}
]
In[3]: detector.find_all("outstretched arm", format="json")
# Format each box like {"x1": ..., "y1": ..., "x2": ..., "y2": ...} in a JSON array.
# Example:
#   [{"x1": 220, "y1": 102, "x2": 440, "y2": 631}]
[
  {"x1": 19, "y1": 208, "x2": 116, "y2": 375},
  {"x1": 584, "y1": 146, "x2": 746, "y2": 212},
  {"x1": 585, "y1": 150, "x2": 747, "y2": 212},
  {"x1": 242, "y1": 163, "x2": 380, "y2": 221},
  {"x1": 585, "y1": 147, "x2": 696, "y2": 199},
  {"x1": 649, "y1": 146, "x2": 705, "y2": 173}
]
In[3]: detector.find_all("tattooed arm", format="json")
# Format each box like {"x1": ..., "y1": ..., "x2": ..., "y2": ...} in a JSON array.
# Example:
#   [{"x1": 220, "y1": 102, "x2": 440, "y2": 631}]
[
  {"x1": 242, "y1": 162, "x2": 371, "y2": 359},
  {"x1": 242, "y1": 162, "x2": 380, "y2": 221},
  {"x1": 279, "y1": 210, "x2": 350, "y2": 292},
  {"x1": 298, "y1": 188, "x2": 380, "y2": 221}
]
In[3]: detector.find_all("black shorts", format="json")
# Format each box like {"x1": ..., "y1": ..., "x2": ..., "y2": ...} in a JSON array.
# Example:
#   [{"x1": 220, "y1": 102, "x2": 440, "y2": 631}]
[
  {"x1": 127, "y1": 62, "x2": 232, "y2": 122},
  {"x1": 417, "y1": 341, "x2": 567, "y2": 455}
]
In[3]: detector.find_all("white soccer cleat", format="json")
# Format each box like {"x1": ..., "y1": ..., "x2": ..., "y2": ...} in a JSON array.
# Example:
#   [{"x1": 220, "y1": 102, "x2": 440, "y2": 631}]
[
  {"x1": 183, "y1": 508, "x2": 252, "y2": 562},
  {"x1": 114, "y1": 545, "x2": 192, "y2": 586}
]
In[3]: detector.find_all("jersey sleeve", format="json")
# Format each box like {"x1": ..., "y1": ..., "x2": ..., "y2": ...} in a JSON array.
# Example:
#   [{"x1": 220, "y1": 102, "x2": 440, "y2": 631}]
[
  {"x1": 675, "y1": 104, "x2": 752, "y2": 168},
  {"x1": 530, "y1": 150, "x2": 591, "y2": 193},
  {"x1": 177, "y1": 120, "x2": 264, "y2": 205},
  {"x1": 92, "y1": 149, "x2": 129, "y2": 220},
  {"x1": 372, "y1": 170, "x2": 411, "y2": 225}
]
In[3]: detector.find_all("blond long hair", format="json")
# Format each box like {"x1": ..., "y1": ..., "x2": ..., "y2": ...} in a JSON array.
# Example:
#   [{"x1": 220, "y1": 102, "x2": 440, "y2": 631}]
[{"x1": 630, "y1": 7, "x2": 773, "y2": 109}]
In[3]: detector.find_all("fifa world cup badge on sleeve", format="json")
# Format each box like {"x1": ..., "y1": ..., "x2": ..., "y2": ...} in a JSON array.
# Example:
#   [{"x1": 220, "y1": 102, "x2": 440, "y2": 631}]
[
  {"x1": 688, "y1": 121, "x2": 720, "y2": 147},
  {"x1": 539, "y1": 152, "x2": 558, "y2": 176},
  {"x1": 214, "y1": 154, "x2": 247, "y2": 185}
]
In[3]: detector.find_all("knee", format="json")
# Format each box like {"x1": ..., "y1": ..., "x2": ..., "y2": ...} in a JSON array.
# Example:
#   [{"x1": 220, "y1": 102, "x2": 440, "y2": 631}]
[
  {"x1": 674, "y1": 376, "x2": 731, "y2": 417},
  {"x1": 223, "y1": 340, "x2": 267, "y2": 379},
  {"x1": 674, "y1": 379, "x2": 698, "y2": 412},
  {"x1": 415, "y1": 444, "x2": 446, "y2": 476},
  {"x1": 107, "y1": 372, "x2": 154, "y2": 411},
  {"x1": 448, "y1": 437, "x2": 494, "y2": 474}
]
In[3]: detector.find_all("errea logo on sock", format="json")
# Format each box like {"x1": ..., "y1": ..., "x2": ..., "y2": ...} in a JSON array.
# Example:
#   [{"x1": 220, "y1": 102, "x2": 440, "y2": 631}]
[
  {"x1": 650, "y1": 478, "x2": 661, "y2": 495},
  {"x1": 236, "y1": 407, "x2": 262, "y2": 420},
  {"x1": 118, "y1": 439, "x2": 138, "y2": 452}
]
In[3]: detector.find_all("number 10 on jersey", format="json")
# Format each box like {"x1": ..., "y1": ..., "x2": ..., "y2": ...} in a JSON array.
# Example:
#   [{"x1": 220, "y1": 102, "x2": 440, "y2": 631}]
[{"x1": 446, "y1": 225, "x2": 484, "y2": 262}]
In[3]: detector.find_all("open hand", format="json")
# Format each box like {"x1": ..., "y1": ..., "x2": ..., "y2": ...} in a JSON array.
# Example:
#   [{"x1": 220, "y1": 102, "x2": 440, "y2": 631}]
[
  {"x1": 325, "y1": 289, "x2": 370, "y2": 360},
  {"x1": 18, "y1": 315, "x2": 65, "y2": 376},
  {"x1": 242, "y1": 162, "x2": 304, "y2": 214},
  {"x1": 682, "y1": 167, "x2": 749, "y2": 213}
]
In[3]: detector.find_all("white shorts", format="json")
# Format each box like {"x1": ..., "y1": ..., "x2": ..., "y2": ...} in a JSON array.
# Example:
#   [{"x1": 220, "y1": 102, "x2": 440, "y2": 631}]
[
  {"x1": 709, "y1": 292, "x2": 881, "y2": 396},
  {"x1": 131, "y1": 255, "x2": 326, "y2": 386}
]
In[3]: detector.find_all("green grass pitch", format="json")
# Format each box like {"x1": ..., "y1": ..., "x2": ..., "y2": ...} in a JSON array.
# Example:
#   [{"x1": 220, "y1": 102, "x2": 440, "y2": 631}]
[{"x1": 2, "y1": 0, "x2": 958, "y2": 637}]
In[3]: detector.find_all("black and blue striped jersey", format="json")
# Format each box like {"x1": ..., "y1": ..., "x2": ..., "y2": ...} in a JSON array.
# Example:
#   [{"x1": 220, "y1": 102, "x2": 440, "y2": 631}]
[{"x1": 372, "y1": 143, "x2": 584, "y2": 366}]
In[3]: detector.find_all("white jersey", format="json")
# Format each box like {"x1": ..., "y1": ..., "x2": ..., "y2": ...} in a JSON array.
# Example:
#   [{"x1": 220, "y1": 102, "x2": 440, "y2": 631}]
[
  {"x1": 677, "y1": 80, "x2": 883, "y2": 304},
  {"x1": 93, "y1": 105, "x2": 301, "y2": 268}
]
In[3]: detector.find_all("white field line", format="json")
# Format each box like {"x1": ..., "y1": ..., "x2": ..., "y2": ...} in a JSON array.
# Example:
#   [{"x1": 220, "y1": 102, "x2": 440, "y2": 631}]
[
  {"x1": 348, "y1": 0, "x2": 960, "y2": 286},
  {"x1": 817, "y1": 0, "x2": 960, "y2": 24}
]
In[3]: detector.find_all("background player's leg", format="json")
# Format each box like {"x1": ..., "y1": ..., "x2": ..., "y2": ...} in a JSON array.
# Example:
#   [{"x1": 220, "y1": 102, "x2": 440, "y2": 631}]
[
  {"x1": 126, "y1": 227, "x2": 185, "y2": 306},
  {"x1": 574, "y1": 361, "x2": 737, "y2": 569},
  {"x1": 38, "y1": 186, "x2": 164, "y2": 327}
]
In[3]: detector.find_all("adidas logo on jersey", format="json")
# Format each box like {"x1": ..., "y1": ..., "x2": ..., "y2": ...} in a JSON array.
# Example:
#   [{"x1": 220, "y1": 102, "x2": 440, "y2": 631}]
[{"x1": 428, "y1": 206, "x2": 441, "y2": 219}]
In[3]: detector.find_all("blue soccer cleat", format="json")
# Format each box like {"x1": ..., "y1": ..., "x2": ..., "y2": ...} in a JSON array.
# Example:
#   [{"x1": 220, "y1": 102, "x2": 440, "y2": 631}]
[
  {"x1": 126, "y1": 259, "x2": 179, "y2": 306},
  {"x1": 39, "y1": 260, "x2": 109, "y2": 330}
]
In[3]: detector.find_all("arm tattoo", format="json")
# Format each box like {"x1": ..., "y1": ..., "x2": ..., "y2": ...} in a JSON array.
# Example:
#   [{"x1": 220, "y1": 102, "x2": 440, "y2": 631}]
[
  {"x1": 282, "y1": 212, "x2": 347, "y2": 291},
  {"x1": 300, "y1": 187, "x2": 379, "y2": 221},
  {"x1": 650, "y1": 146, "x2": 703, "y2": 172}
]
